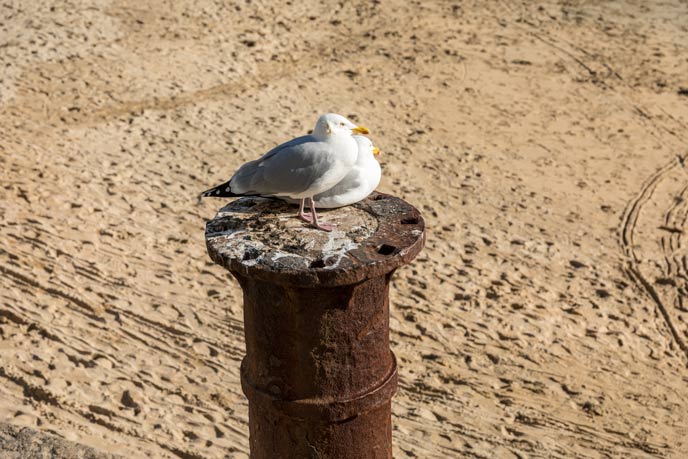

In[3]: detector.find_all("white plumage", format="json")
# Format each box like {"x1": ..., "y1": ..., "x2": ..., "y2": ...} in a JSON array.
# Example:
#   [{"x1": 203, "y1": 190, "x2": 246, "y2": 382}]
[
  {"x1": 288, "y1": 135, "x2": 381, "y2": 208},
  {"x1": 202, "y1": 113, "x2": 372, "y2": 231}
]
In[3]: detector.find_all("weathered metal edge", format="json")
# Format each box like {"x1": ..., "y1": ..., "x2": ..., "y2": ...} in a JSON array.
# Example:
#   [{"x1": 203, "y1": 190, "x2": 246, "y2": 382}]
[{"x1": 205, "y1": 192, "x2": 426, "y2": 288}]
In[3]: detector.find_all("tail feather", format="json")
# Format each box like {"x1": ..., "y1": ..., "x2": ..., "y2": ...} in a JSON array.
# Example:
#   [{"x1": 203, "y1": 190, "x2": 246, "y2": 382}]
[{"x1": 200, "y1": 180, "x2": 242, "y2": 198}]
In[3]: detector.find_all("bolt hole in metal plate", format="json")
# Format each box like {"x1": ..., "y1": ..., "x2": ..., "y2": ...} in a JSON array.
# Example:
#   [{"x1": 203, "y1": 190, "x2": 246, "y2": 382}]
[
  {"x1": 309, "y1": 259, "x2": 326, "y2": 269},
  {"x1": 205, "y1": 192, "x2": 425, "y2": 287},
  {"x1": 377, "y1": 244, "x2": 397, "y2": 255}
]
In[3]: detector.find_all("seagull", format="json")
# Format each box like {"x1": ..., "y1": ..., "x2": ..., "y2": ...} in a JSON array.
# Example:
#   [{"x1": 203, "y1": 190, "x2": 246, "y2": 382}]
[
  {"x1": 285, "y1": 135, "x2": 381, "y2": 208},
  {"x1": 201, "y1": 114, "x2": 369, "y2": 231}
]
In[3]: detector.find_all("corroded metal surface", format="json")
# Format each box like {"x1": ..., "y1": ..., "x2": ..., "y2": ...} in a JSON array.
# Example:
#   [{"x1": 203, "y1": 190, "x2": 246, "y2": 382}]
[
  {"x1": 205, "y1": 192, "x2": 424, "y2": 458},
  {"x1": 206, "y1": 192, "x2": 425, "y2": 287}
]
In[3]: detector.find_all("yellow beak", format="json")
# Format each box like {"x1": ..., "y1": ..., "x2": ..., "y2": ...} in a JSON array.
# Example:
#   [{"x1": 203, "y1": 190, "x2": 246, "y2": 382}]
[
  {"x1": 372, "y1": 146, "x2": 380, "y2": 156},
  {"x1": 351, "y1": 125, "x2": 370, "y2": 135}
]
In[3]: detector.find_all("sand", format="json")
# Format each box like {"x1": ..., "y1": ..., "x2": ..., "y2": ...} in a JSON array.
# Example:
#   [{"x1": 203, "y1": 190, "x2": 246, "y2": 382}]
[{"x1": 1, "y1": 0, "x2": 687, "y2": 457}]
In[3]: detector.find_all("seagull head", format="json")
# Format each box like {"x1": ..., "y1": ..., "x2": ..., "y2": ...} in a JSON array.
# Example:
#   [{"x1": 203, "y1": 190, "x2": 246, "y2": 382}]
[
  {"x1": 354, "y1": 135, "x2": 381, "y2": 157},
  {"x1": 313, "y1": 113, "x2": 370, "y2": 138}
]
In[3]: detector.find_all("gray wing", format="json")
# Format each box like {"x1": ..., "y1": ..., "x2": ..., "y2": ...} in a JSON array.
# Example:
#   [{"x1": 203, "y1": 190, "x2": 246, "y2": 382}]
[{"x1": 229, "y1": 136, "x2": 335, "y2": 196}]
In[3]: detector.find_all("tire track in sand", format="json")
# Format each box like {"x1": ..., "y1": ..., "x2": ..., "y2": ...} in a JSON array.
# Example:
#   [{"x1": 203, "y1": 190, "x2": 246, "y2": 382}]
[{"x1": 619, "y1": 155, "x2": 688, "y2": 362}]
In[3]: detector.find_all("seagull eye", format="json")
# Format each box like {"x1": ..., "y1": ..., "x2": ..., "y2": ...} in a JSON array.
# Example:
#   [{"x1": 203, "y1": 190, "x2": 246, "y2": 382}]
[{"x1": 340, "y1": 122, "x2": 345, "y2": 126}]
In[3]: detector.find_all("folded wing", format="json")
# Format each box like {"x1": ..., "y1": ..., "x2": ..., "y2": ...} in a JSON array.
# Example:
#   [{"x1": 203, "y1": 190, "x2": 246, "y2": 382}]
[{"x1": 230, "y1": 136, "x2": 337, "y2": 198}]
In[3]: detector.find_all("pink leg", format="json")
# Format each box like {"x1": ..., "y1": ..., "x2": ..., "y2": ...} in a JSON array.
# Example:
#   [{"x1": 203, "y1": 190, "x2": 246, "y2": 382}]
[
  {"x1": 309, "y1": 197, "x2": 334, "y2": 231},
  {"x1": 297, "y1": 198, "x2": 313, "y2": 222}
]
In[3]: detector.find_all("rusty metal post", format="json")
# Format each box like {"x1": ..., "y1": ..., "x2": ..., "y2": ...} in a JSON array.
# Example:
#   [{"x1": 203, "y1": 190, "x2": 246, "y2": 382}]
[{"x1": 205, "y1": 192, "x2": 424, "y2": 459}]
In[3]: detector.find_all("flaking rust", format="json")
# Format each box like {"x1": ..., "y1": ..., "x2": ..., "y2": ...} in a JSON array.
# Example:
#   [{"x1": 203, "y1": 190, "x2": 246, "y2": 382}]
[{"x1": 205, "y1": 192, "x2": 424, "y2": 459}]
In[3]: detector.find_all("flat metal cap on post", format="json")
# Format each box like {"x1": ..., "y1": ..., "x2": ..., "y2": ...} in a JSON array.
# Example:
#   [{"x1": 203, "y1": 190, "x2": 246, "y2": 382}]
[
  {"x1": 205, "y1": 192, "x2": 424, "y2": 459},
  {"x1": 206, "y1": 192, "x2": 425, "y2": 287}
]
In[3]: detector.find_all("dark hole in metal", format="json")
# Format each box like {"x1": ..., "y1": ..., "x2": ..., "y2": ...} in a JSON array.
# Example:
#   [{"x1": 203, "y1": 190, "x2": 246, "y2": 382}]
[
  {"x1": 377, "y1": 244, "x2": 397, "y2": 255},
  {"x1": 242, "y1": 248, "x2": 261, "y2": 261},
  {"x1": 401, "y1": 217, "x2": 419, "y2": 225},
  {"x1": 309, "y1": 259, "x2": 326, "y2": 269}
]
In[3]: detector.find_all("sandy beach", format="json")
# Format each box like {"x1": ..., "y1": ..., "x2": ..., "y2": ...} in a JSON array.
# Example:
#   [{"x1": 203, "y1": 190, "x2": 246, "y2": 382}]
[{"x1": 1, "y1": 0, "x2": 688, "y2": 457}]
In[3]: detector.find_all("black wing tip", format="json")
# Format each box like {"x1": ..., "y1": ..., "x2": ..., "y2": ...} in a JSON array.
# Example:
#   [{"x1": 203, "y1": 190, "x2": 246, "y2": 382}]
[{"x1": 200, "y1": 181, "x2": 241, "y2": 198}]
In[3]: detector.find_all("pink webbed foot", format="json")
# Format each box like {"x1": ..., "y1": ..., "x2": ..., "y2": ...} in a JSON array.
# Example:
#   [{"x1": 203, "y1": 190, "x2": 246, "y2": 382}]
[
  {"x1": 306, "y1": 197, "x2": 334, "y2": 232},
  {"x1": 313, "y1": 221, "x2": 334, "y2": 232},
  {"x1": 296, "y1": 198, "x2": 313, "y2": 223}
]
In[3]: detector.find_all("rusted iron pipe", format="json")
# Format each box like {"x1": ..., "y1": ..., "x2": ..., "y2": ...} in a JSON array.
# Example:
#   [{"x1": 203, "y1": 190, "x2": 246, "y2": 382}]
[{"x1": 205, "y1": 192, "x2": 424, "y2": 458}]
